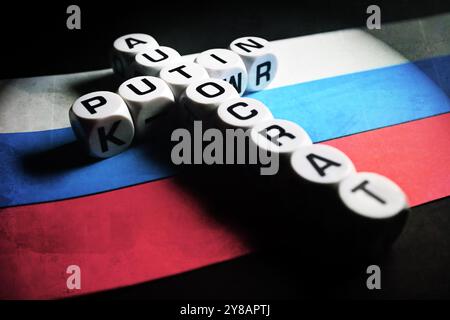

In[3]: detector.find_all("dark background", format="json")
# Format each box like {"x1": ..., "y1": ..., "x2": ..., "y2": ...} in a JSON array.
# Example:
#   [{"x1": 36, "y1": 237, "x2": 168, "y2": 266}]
[
  {"x1": 1, "y1": 0, "x2": 450, "y2": 78},
  {"x1": 1, "y1": 0, "x2": 449, "y2": 300}
]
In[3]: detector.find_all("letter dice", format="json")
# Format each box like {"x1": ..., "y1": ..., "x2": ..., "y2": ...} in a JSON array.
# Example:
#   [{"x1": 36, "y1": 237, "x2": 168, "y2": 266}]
[
  {"x1": 338, "y1": 172, "x2": 409, "y2": 256},
  {"x1": 160, "y1": 62, "x2": 209, "y2": 100},
  {"x1": 283, "y1": 144, "x2": 356, "y2": 228},
  {"x1": 69, "y1": 91, "x2": 135, "y2": 158},
  {"x1": 250, "y1": 119, "x2": 312, "y2": 162},
  {"x1": 216, "y1": 97, "x2": 273, "y2": 130},
  {"x1": 250, "y1": 119, "x2": 312, "y2": 177},
  {"x1": 111, "y1": 33, "x2": 159, "y2": 79},
  {"x1": 180, "y1": 78, "x2": 240, "y2": 123},
  {"x1": 118, "y1": 76, "x2": 175, "y2": 137},
  {"x1": 290, "y1": 144, "x2": 356, "y2": 189},
  {"x1": 230, "y1": 37, "x2": 277, "y2": 92},
  {"x1": 195, "y1": 49, "x2": 248, "y2": 95},
  {"x1": 134, "y1": 46, "x2": 181, "y2": 77}
]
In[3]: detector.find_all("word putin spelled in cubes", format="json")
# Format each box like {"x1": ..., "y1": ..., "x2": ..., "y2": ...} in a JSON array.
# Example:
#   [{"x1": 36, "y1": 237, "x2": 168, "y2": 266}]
[{"x1": 69, "y1": 33, "x2": 409, "y2": 251}]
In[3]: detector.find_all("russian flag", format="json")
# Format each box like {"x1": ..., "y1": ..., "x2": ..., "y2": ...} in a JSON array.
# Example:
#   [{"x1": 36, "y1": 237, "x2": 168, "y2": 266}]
[{"x1": 0, "y1": 14, "x2": 449, "y2": 299}]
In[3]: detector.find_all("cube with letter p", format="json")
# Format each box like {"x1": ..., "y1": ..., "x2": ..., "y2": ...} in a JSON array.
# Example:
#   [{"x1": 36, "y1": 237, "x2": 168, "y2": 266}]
[{"x1": 69, "y1": 91, "x2": 135, "y2": 158}]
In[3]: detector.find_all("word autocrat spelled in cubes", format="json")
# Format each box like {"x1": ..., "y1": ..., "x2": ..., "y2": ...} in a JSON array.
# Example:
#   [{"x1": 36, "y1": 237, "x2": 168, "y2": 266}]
[{"x1": 69, "y1": 33, "x2": 410, "y2": 249}]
